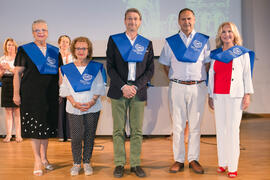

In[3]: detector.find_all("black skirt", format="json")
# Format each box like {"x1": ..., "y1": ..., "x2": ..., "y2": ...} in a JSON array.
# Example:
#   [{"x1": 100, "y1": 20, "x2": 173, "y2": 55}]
[{"x1": 1, "y1": 75, "x2": 18, "y2": 107}]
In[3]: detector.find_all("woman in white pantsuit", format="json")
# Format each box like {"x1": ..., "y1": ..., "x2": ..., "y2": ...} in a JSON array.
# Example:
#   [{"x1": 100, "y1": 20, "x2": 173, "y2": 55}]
[{"x1": 208, "y1": 22, "x2": 254, "y2": 178}]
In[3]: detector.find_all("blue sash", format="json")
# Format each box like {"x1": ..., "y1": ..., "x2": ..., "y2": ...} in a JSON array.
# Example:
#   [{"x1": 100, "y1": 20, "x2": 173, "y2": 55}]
[
  {"x1": 166, "y1": 33, "x2": 209, "y2": 63},
  {"x1": 61, "y1": 61, "x2": 107, "y2": 92},
  {"x1": 19, "y1": 42, "x2": 59, "y2": 74},
  {"x1": 210, "y1": 46, "x2": 255, "y2": 75},
  {"x1": 111, "y1": 33, "x2": 150, "y2": 62}
]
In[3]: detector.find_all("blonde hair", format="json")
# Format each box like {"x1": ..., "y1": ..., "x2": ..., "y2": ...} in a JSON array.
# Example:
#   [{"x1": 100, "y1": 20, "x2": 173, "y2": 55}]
[
  {"x1": 70, "y1": 37, "x2": 93, "y2": 59},
  {"x1": 58, "y1": 35, "x2": 71, "y2": 45},
  {"x1": 3, "y1": 38, "x2": 18, "y2": 56},
  {"x1": 215, "y1": 22, "x2": 242, "y2": 48}
]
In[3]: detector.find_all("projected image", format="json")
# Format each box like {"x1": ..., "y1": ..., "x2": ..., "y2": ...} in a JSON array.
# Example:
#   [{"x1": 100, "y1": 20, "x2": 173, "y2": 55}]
[
  {"x1": 0, "y1": 0, "x2": 241, "y2": 56},
  {"x1": 122, "y1": 0, "x2": 177, "y2": 38},
  {"x1": 187, "y1": 0, "x2": 231, "y2": 37},
  {"x1": 122, "y1": 0, "x2": 234, "y2": 39}
]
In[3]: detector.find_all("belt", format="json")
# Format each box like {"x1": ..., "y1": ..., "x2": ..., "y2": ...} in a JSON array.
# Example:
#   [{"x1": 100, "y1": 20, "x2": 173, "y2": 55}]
[{"x1": 170, "y1": 79, "x2": 204, "y2": 85}]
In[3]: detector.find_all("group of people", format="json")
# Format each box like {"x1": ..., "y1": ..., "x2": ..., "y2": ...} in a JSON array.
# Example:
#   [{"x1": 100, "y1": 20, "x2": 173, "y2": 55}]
[{"x1": 0, "y1": 7, "x2": 254, "y2": 179}]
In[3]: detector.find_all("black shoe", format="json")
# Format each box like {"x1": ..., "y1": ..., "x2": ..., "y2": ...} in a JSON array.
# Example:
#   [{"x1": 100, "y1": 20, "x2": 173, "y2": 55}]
[
  {"x1": 113, "y1": 166, "x2": 124, "y2": 178},
  {"x1": 130, "y1": 166, "x2": 146, "y2": 177}
]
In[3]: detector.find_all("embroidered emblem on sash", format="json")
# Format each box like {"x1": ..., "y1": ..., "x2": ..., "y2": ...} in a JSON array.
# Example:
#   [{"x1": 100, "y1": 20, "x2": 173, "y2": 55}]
[
  {"x1": 232, "y1": 47, "x2": 242, "y2": 55},
  {"x1": 133, "y1": 43, "x2": 144, "y2": 55},
  {"x1": 193, "y1": 40, "x2": 202, "y2": 48},
  {"x1": 47, "y1": 57, "x2": 57, "y2": 68},
  {"x1": 191, "y1": 40, "x2": 203, "y2": 52},
  {"x1": 80, "y1": 74, "x2": 92, "y2": 85},
  {"x1": 228, "y1": 47, "x2": 243, "y2": 58}
]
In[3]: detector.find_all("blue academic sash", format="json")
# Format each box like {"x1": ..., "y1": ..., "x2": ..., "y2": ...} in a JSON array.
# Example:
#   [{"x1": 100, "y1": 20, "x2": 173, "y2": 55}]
[
  {"x1": 111, "y1": 33, "x2": 150, "y2": 62},
  {"x1": 210, "y1": 46, "x2": 255, "y2": 75},
  {"x1": 20, "y1": 42, "x2": 59, "y2": 74},
  {"x1": 166, "y1": 33, "x2": 209, "y2": 63},
  {"x1": 61, "y1": 61, "x2": 107, "y2": 92}
]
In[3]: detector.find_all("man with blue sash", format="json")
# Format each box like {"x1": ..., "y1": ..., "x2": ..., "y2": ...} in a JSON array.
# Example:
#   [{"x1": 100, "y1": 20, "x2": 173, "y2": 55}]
[
  {"x1": 13, "y1": 20, "x2": 62, "y2": 176},
  {"x1": 159, "y1": 8, "x2": 210, "y2": 174},
  {"x1": 106, "y1": 8, "x2": 154, "y2": 178}
]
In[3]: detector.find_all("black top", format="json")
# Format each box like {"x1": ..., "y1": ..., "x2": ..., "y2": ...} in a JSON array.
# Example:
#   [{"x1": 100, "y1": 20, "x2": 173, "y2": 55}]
[{"x1": 14, "y1": 47, "x2": 63, "y2": 139}]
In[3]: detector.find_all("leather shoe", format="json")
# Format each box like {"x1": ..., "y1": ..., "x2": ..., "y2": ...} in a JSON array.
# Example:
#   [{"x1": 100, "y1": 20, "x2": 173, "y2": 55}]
[
  {"x1": 113, "y1": 166, "x2": 124, "y2": 178},
  {"x1": 169, "y1": 161, "x2": 184, "y2": 173},
  {"x1": 130, "y1": 166, "x2": 146, "y2": 177},
  {"x1": 189, "y1": 160, "x2": 204, "y2": 174}
]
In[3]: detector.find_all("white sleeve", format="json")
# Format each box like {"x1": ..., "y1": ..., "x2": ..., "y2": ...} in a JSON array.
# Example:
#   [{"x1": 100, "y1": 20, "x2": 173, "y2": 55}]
[
  {"x1": 91, "y1": 71, "x2": 106, "y2": 96},
  {"x1": 59, "y1": 75, "x2": 72, "y2": 97},
  {"x1": 242, "y1": 53, "x2": 254, "y2": 94},
  {"x1": 158, "y1": 41, "x2": 172, "y2": 66},
  {"x1": 208, "y1": 60, "x2": 215, "y2": 98}
]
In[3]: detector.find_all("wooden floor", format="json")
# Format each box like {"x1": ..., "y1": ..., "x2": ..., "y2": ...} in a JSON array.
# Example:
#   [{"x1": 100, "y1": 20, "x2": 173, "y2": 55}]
[{"x1": 0, "y1": 117, "x2": 269, "y2": 180}]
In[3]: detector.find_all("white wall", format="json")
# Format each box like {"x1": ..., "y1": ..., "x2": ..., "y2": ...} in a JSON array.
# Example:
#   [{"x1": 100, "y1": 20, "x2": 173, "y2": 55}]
[{"x1": 242, "y1": 0, "x2": 270, "y2": 113}]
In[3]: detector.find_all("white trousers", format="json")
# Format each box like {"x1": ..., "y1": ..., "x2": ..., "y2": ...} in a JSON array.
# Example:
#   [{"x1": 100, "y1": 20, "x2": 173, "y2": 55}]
[
  {"x1": 213, "y1": 94, "x2": 242, "y2": 172},
  {"x1": 169, "y1": 81, "x2": 207, "y2": 163}
]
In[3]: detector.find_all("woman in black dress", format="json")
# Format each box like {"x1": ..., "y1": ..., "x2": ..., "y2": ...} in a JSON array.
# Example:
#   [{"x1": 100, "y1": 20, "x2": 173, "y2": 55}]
[
  {"x1": 0, "y1": 38, "x2": 22, "y2": 143},
  {"x1": 13, "y1": 20, "x2": 62, "y2": 176}
]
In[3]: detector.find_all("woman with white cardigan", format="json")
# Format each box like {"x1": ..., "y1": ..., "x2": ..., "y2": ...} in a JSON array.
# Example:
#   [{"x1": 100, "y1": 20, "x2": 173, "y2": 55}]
[{"x1": 208, "y1": 22, "x2": 254, "y2": 178}]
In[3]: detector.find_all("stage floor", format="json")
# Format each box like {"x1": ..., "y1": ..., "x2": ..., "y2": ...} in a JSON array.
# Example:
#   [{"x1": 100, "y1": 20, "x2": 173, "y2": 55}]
[{"x1": 0, "y1": 117, "x2": 269, "y2": 180}]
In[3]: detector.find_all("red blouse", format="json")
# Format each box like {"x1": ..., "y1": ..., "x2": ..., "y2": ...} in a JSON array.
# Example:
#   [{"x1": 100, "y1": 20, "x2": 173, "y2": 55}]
[{"x1": 213, "y1": 60, "x2": 233, "y2": 94}]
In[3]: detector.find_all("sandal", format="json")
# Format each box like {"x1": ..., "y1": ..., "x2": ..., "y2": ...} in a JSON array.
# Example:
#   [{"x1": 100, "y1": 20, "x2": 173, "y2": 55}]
[
  {"x1": 16, "y1": 137, "x2": 23, "y2": 143},
  {"x1": 228, "y1": 171, "x2": 237, "y2": 178},
  {"x1": 43, "y1": 162, "x2": 54, "y2": 170},
  {"x1": 217, "y1": 166, "x2": 227, "y2": 173},
  {"x1": 33, "y1": 170, "x2": 43, "y2": 176},
  {"x1": 3, "y1": 136, "x2": 12, "y2": 143}
]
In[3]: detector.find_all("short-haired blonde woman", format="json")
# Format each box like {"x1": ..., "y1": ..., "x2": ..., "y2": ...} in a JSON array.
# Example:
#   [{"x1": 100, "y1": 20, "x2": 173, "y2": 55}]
[
  {"x1": 208, "y1": 22, "x2": 255, "y2": 178},
  {"x1": 59, "y1": 37, "x2": 106, "y2": 176},
  {"x1": 0, "y1": 38, "x2": 22, "y2": 143},
  {"x1": 13, "y1": 19, "x2": 62, "y2": 176}
]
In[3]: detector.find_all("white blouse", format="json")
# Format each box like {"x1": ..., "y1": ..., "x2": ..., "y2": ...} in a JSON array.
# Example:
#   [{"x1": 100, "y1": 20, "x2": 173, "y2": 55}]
[
  {"x1": 0, "y1": 56, "x2": 15, "y2": 75},
  {"x1": 59, "y1": 65, "x2": 106, "y2": 115},
  {"x1": 62, "y1": 54, "x2": 74, "y2": 65}
]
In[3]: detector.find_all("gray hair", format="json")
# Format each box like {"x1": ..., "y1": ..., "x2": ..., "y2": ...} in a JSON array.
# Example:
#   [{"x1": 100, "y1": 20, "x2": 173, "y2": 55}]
[{"x1": 32, "y1": 19, "x2": 47, "y2": 31}]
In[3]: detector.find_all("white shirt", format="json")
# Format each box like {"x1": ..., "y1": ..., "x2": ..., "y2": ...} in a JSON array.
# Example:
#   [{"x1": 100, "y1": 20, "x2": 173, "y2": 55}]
[
  {"x1": 126, "y1": 33, "x2": 137, "y2": 81},
  {"x1": 0, "y1": 56, "x2": 15, "y2": 75},
  {"x1": 62, "y1": 54, "x2": 74, "y2": 65},
  {"x1": 159, "y1": 30, "x2": 210, "y2": 81},
  {"x1": 59, "y1": 65, "x2": 106, "y2": 115}
]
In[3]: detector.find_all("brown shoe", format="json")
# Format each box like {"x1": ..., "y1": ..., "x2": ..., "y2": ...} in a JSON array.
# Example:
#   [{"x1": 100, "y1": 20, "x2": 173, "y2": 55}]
[
  {"x1": 169, "y1": 161, "x2": 184, "y2": 173},
  {"x1": 189, "y1": 160, "x2": 204, "y2": 174}
]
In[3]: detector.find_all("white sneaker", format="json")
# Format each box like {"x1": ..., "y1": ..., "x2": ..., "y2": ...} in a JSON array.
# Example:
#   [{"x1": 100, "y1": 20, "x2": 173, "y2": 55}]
[
  {"x1": 70, "y1": 164, "x2": 81, "y2": 176},
  {"x1": 84, "y1": 163, "x2": 93, "y2": 176}
]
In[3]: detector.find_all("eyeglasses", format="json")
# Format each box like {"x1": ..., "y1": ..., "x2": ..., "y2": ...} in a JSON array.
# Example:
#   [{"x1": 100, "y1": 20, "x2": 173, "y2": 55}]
[
  {"x1": 33, "y1": 29, "x2": 48, "y2": 33},
  {"x1": 75, "y1": 47, "x2": 88, "y2": 51}
]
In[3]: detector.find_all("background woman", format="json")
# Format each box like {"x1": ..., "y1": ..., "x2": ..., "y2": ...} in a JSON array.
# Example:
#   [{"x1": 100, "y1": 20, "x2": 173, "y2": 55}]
[
  {"x1": 60, "y1": 37, "x2": 106, "y2": 176},
  {"x1": 0, "y1": 38, "x2": 22, "y2": 143},
  {"x1": 58, "y1": 35, "x2": 73, "y2": 142},
  {"x1": 208, "y1": 22, "x2": 254, "y2": 178},
  {"x1": 13, "y1": 20, "x2": 62, "y2": 176}
]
